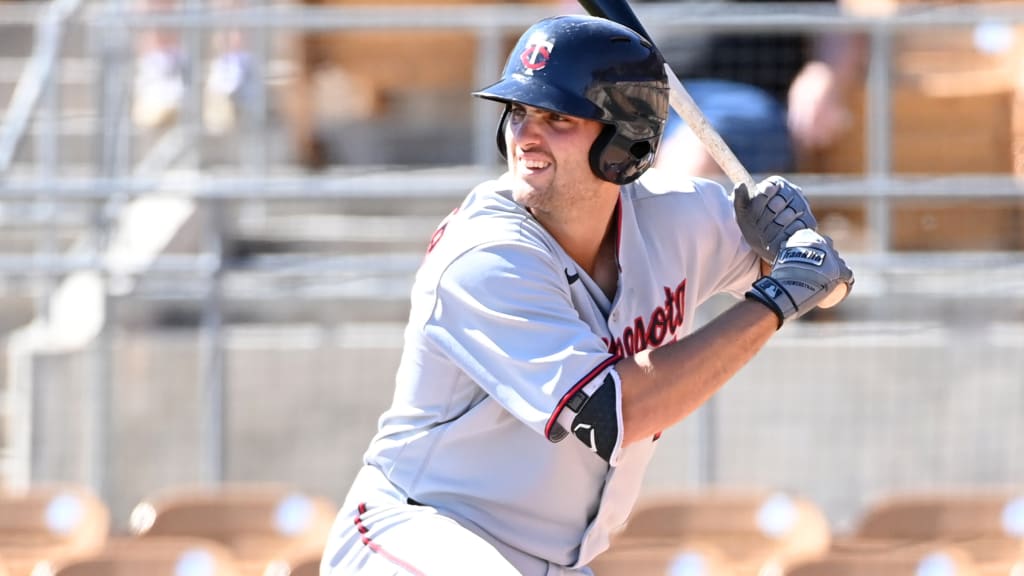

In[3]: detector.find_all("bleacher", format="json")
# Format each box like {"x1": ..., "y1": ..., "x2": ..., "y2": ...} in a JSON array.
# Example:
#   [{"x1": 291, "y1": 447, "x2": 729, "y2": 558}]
[
  {"x1": 801, "y1": 2, "x2": 1024, "y2": 253},
  {"x1": 2, "y1": 482, "x2": 1022, "y2": 575},
  {"x1": 0, "y1": 1, "x2": 1023, "y2": 573},
  {"x1": 592, "y1": 487, "x2": 1024, "y2": 575},
  {"x1": 0, "y1": 483, "x2": 333, "y2": 576}
]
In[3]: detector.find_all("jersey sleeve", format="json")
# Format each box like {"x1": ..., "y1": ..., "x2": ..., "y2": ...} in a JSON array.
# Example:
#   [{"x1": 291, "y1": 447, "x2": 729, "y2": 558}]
[
  {"x1": 694, "y1": 179, "x2": 761, "y2": 298},
  {"x1": 421, "y1": 241, "x2": 623, "y2": 460}
]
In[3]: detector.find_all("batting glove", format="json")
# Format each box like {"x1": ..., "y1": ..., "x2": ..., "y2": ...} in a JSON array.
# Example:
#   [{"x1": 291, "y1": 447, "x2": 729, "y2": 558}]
[
  {"x1": 733, "y1": 175, "x2": 818, "y2": 264},
  {"x1": 746, "y1": 228, "x2": 854, "y2": 328}
]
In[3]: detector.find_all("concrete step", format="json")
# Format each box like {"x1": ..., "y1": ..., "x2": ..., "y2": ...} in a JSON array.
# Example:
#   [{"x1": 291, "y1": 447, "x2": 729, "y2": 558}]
[
  {"x1": 230, "y1": 212, "x2": 442, "y2": 256},
  {"x1": 114, "y1": 251, "x2": 421, "y2": 327}
]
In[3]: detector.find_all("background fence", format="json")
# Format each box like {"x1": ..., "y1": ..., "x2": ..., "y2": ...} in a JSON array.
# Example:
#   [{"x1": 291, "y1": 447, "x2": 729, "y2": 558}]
[{"x1": 1, "y1": 0, "x2": 1022, "y2": 535}]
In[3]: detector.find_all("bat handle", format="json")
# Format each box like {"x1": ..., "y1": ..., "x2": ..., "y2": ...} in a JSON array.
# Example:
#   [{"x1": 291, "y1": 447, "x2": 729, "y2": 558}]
[{"x1": 665, "y1": 70, "x2": 849, "y2": 309}]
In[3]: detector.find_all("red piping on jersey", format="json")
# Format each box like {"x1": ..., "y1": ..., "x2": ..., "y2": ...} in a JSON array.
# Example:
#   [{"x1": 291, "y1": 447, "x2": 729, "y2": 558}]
[
  {"x1": 544, "y1": 353, "x2": 622, "y2": 439},
  {"x1": 354, "y1": 502, "x2": 427, "y2": 576},
  {"x1": 614, "y1": 197, "x2": 623, "y2": 272},
  {"x1": 543, "y1": 199, "x2": 624, "y2": 439}
]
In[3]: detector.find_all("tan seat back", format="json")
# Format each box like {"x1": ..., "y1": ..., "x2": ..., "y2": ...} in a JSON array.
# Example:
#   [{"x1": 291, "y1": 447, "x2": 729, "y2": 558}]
[
  {"x1": 39, "y1": 537, "x2": 240, "y2": 576},
  {"x1": 0, "y1": 484, "x2": 109, "y2": 549},
  {"x1": 849, "y1": 490, "x2": 1024, "y2": 572},
  {"x1": 785, "y1": 545, "x2": 979, "y2": 576},
  {"x1": 300, "y1": 0, "x2": 562, "y2": 91},
  {"x1": 619, "y1": 488, "x2": 831, "y2": 569},
  {"x1": 262, "y1": 553, "x2": 320, "y2": 576},
  {"x1": 832, "y1": 536, "x2": 1024, "y2": 576},
  {"x1": 0, "y1": 485, "x2": 110, "y2": 576},
  {"x1": 287, "y1": 556, "x2": 319, "y2": 576},
  {"x1": 130, "y1": 484, "x2": 337, "y2": 576},
  {"x1": 589, "y1": 541, "x2": 738, "y2": 576},
  {"x1": 855, "y1": 490, "x2": 1024, "y2": 541}
]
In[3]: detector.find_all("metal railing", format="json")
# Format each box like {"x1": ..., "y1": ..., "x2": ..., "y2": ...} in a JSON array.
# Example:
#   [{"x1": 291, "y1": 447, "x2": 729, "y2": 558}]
[
  {"x1": 0, "y1": 0, "x2": 83, "y2": 173},
  {"x1": 1, "y1": 1, "x2": 1023, "y2": 503}
]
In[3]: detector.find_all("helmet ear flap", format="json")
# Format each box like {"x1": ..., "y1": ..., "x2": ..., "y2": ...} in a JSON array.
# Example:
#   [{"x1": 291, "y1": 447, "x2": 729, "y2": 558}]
[
  {"x1": 589, "y1": 125, "x2": 659, "y2": 185},
  {"x1": 495, "y1": 105, "x2": 511, "y2": 160}
]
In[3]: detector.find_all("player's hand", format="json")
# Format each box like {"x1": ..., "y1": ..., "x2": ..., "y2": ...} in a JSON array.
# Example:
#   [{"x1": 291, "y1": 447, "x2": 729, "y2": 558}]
[
  {"x1": 788, "y1": 61, "x2": 853, "y2": 149},
  {"x1": 746, "y1": 228, "x2": 853, "y2": 328},
  {"x1": 733, "y1": 175, "x2": 818, "y2": 264}
]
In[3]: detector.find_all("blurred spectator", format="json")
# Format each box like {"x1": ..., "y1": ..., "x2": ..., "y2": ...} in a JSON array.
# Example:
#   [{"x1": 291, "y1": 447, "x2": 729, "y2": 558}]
[
  {"x1": 647, "y1": 0, "x2": 866, "y2": 178},
  {"x1": 132, "y1": 0, "x2": 255, "y2": 134}
]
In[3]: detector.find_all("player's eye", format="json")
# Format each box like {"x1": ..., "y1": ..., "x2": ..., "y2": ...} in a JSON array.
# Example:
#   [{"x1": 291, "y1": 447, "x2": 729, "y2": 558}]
[{"x1": 508, "y1": 105, "x2": 527, "y2": 122}]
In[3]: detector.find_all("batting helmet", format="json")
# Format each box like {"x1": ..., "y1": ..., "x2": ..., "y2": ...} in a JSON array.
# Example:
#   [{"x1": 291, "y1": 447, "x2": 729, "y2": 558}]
[{"x1": 473, "y1": 15, "x2": 669, "y2": 185}]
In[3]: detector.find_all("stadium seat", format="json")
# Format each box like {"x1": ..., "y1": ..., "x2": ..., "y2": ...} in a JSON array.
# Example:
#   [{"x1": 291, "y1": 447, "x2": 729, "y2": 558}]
[
  {"x1": 784, "y1": 545, "x2": 981, "y2": 576},
  {"x1": 805, "y1": 81, "x2": 1024, "y2": 252},
  {"x1": 801, "y1": 19, "x2": 1024, "y2": 252},
  {"x1": 33, "y1": 536, "x2": 240, "y2": 576},
  {"x1": 853, "y1": 489, "x2": 1024, "y2": 540},
  {"x1": 804, "y1": 14, "x2": 1021, "y2": 176},
  {"x1": 839, "y1": 489, "x2": 1024, "y2": 575},
  {"x1": 829, "y1": 538, "x2": 1024, "y2": 576},
  {"x1": 0, "y1": 484, "x2": 110, "y2": 576},
  {"x1": 281, "y1": 0, "x2": 562, "y2": 167},
  {"x1": 613, "y1": 488, "x2": 832, "y2": 575},
  {"x1": 261, "y1": 552, "x2": 320, "y2": 576},
  {"x1": 589, "y1": 540, "x2": 737, "y2": 576},
  {"x1": 128, "y1": 483, "x2": 337, "y2": 576}
]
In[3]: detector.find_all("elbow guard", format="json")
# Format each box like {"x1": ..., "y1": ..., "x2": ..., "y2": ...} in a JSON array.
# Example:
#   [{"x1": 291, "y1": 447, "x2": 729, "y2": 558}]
[{"x1": 552, "y1": 372, "x2": 623, "y2": 464}]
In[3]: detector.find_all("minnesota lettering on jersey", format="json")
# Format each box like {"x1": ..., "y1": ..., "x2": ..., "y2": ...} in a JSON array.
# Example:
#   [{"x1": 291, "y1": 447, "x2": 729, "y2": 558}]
[{"x1": 604, "y1": 279, "x2": 686, "y2": 357}]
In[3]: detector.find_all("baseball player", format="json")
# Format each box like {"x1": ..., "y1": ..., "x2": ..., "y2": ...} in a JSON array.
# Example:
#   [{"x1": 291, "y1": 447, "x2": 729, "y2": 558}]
[{"x1": 321, "y1": 14, "x2": 853, "y2": 576}]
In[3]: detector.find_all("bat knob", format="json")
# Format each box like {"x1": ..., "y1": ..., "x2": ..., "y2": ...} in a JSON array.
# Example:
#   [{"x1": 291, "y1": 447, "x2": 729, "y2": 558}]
[{"x1": 818, "y1": 283, "x2": 848, "y2": 310}]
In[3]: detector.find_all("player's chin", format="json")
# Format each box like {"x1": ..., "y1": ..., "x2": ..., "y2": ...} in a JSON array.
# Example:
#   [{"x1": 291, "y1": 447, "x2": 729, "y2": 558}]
[
  {"x1": 511, "y1": 183, "x2": 538, "y2": 207},
  {"x1": 510, "y1": 174, "x2": 549, "y2": 203},
  {"x1": 505, "y1": 167, "x2": 536, "y2": 189}
]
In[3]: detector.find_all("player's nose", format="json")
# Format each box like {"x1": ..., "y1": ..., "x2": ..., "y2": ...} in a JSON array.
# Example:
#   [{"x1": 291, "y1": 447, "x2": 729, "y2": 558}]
[{"x1": 510, "y1": 114, "x2": 544, "y2": 149}]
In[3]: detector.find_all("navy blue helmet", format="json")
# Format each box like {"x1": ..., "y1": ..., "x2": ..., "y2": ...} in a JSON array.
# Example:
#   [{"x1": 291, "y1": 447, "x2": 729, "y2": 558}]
[{"x1": 474, "y1": 15, "x2": 669, "y2": 185}]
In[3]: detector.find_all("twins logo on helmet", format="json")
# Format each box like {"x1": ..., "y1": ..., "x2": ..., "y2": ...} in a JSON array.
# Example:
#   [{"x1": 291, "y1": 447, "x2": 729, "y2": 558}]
[{"x1": 520, "y1": 31, "x2": 554, "y2": 74}]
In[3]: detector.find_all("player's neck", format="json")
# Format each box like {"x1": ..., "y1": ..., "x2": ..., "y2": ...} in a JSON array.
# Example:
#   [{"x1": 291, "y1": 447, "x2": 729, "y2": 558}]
[
  {"x1": 547, "y1": 195, "x2": 619, "y2": 300},
  {"x1": 540, "y1": 190, "x2": 618, "y2": 273},
  {"x1": 591, "y1": 228, "x2": 620, "y2": 301}
]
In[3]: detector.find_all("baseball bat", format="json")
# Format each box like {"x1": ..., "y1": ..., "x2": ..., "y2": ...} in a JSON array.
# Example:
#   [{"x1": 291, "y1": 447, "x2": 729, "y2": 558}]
[{"x1": 577, "y1": 0, "x2": 847, "y2": 309}]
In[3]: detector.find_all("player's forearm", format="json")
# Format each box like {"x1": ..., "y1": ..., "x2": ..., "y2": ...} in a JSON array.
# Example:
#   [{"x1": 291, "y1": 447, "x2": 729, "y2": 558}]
[{"x1": 616, "y1": 299, "x2": 778, "y2": 445}]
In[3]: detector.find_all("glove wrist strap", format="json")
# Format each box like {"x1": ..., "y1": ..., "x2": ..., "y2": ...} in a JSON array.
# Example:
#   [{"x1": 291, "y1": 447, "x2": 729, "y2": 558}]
[{"x1": 745, "y1": 276, "x2": 796, "y2": 329}]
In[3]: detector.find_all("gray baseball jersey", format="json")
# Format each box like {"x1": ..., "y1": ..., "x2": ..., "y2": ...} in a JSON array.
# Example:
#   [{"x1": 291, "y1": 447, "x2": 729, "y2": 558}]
[{"x1": 329, "y1": 168, "x2": 759, "y2": 574}]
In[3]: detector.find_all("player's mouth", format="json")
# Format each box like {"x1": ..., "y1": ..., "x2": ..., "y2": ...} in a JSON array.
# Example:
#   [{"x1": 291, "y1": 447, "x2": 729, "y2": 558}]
[{"x1": 517, "y1": 157, "x2": 551, "y2": 174}]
